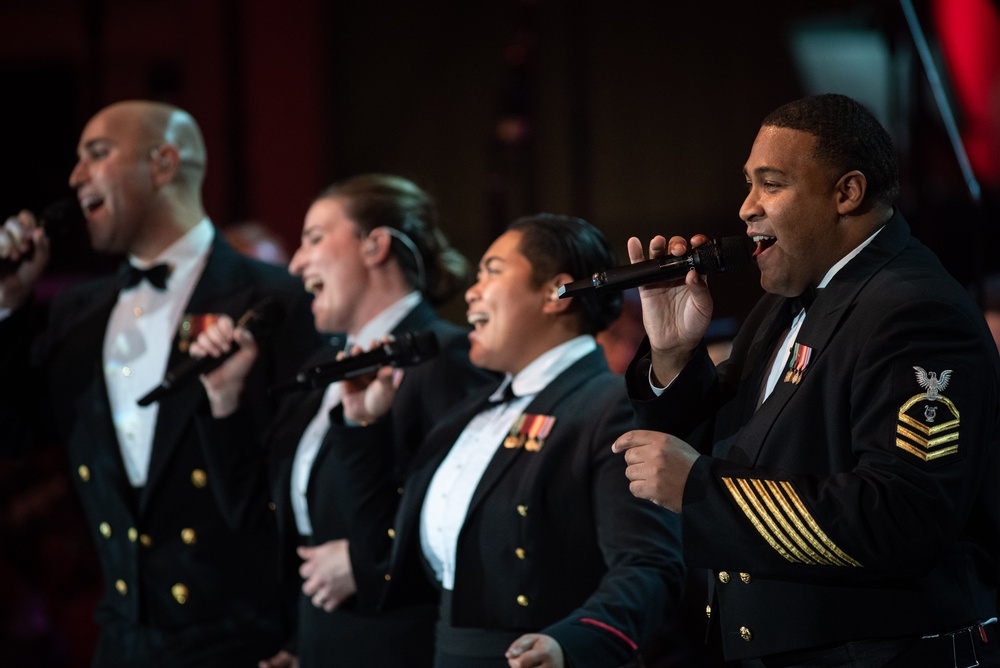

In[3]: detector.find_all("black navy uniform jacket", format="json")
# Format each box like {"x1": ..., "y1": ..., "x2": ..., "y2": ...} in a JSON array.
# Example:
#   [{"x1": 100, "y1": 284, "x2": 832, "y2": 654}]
[
  {"x1": 628, "y1": 211, "x2": 1000, "y2": 660},
  {"x1": 0, "y1": 235, "x2": 320, "y2": 665},
  {"x1": 332, "y1": 348, "x2": 686, "y2": 667},
  {"x1": 201, "y1": 299, "x2": 498, "y2": 666}
]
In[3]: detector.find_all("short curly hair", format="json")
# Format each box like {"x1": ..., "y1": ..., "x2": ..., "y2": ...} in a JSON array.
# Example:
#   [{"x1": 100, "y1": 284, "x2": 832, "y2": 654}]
[{"x1": 763, "y1": 94, "x2": 899, "y2": 208}]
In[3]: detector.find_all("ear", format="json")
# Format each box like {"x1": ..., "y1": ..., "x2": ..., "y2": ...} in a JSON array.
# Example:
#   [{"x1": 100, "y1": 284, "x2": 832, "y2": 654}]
[
  {"x1": 361, "y1": 228, "x2": 392, "y2": 266},
  {"x1": 541, "y1": 273, "x2": 575, "y2": 315},
  {"x1": 149, "y1": 144, "x2": 181, "y2": 186},
  {"x1": 834, "y1": 170, "x2": 867, "y2": 215}
]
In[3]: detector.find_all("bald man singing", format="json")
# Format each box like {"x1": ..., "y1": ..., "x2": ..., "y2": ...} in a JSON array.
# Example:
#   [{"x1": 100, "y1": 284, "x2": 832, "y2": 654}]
[{"x1": 0, "y1": 101, "x2": 320, "y2": 667}]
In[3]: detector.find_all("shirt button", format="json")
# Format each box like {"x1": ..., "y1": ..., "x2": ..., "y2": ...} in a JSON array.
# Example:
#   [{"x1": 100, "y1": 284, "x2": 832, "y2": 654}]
[
  {"x1": 122, "y1": 366, "x2": 132, "y2": 377},
  {"x1": 134, "y1": 307, "x2": 143, "y2": 317}
]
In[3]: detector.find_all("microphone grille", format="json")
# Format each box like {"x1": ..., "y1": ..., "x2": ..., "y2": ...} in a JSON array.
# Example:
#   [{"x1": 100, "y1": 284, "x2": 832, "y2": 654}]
[{"x1": 696, "y1": 236, "x2": 752, "y2": 275}]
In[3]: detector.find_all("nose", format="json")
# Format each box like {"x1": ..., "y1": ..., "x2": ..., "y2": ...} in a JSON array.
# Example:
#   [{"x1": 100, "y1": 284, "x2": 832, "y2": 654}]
[
  {"x1": 464, "y1": 280, "x2": 481, "y2": 305},
  {"x1": 288, "y1": 245, "x2": 306, "y2": 276},
  {"x1": 739, "y1": 187, "x2": 762, "y2": 223},
  {"x1": 69, "y1": 159, "x2": 86, "y2": 189}
]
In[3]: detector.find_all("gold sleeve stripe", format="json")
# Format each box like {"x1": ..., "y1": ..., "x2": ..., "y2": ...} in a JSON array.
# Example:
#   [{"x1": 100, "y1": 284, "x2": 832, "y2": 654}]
[
  {"x1": 722, "y1": 476, "x2": 863, "y2": 567},
  {"x1": 735, "y1": 478, "x2": 820, "y2": 564},
  {"x1": 756, "y1": 479, "x2": 856, "y2": 567},
  {"x1": 721, "y1": 477, "x2": 801, "y2": 563},
  {"x1": 770, "y1": 480, "x2": 862, "y2": 567}
]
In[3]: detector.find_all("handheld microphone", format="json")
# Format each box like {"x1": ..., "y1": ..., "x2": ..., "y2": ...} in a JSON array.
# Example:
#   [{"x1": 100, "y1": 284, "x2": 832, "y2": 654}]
[
  {"x1": 0, "y1": 198, "x2": 78, "y2": 275},
  {"x1": 557, "y1": 236, "x2": 752, "y2": 297},
  {"x1": 273, "y1": 330, "x2": 440, "y2": 394},
  {"x1": 137, "y1": 298, "x2": 284, "y2": 406}
]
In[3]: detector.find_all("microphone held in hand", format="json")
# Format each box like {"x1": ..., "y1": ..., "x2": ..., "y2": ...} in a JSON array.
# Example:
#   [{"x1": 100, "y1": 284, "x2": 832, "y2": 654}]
[
  {"x1": 136, "y1": 298, "x2": 284, "y2": 406},
  {"x1": 0, "y1": 198, "x2": 78, "y2": 275},
  {"x1": 274, "y1": 330, "x2": 440, "y2": 394},
  {"x1": 557, "y1": 236, "x2": 752, "y2": 297}
]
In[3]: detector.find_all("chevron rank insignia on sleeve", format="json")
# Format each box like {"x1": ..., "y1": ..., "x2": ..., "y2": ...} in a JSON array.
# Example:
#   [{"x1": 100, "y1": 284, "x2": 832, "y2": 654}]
[{"x1": 896, "y1": 366, "x2": 960, "y2": 462}]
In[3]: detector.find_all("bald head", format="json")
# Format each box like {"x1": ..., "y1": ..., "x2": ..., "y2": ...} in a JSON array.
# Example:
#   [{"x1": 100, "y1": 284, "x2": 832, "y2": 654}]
[
  {"x1": 99, "y1": 100, "x2": 207, "y2": 191},
  {"x1": 70, "y1": 100, "x2": 209, "y2": 258}
]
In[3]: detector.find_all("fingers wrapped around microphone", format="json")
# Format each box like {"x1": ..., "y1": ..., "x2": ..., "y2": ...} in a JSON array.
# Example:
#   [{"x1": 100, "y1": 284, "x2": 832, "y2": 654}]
[{"x1": 339, "y1": 338, "x2": 404, "y2": 427}]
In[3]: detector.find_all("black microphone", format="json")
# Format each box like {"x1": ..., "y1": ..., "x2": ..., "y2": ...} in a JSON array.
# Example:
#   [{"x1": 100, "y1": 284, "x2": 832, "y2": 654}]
[
  {"x1": 557, "y1": 235, "x2": 752, "y2": 297},
  {"x1": 0, "y1": 198, "x2": 78, "y2": 275},
  {"x1": 273, "y1": 330, "x2": 440, "y2": 393},
  {"x1": 137, "y1": 298, "x2": 284, "y2": 406}
]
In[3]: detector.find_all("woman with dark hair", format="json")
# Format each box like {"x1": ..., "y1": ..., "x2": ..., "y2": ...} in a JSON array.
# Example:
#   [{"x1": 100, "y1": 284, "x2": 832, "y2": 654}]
[
  {"x1": 190, "y1": 174, "x2": 495, "y2": 667},
  {"x1": 334, "y1": 213, "x2": 685, "y2": 667}
]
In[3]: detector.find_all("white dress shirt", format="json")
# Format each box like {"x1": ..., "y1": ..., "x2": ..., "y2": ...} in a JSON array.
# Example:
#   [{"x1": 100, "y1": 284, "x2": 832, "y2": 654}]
[
  {"x1": 290, "y1": 291, "x2": 423, "y2": 537},
  {"x1": 104, "y1": 219, "x2": 214, "y2": 487},
  {"x1": 760, "y1": 227, "x2": 882, "y2": 403},
  {"x1": 648, "y1": 227, "x2": 884, "y2": 401},
  {"x1": 419, "y1": 335, "x2": 597, "y2": 590}
]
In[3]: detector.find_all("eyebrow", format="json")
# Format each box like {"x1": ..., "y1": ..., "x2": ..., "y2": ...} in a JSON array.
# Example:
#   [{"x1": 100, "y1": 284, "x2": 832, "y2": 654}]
[
  {"x1": 79, "y1": 138, "x2": 112, "y2": 154},
  {"x1": 745, "y1": 166, "x2": 788, "y2": 180},
  {"x1": 480, "y1": 255, "x2": 505, "y2": 269},
  {"x1": 301, "y1": 225, "x2": 323, "y2": 240}
]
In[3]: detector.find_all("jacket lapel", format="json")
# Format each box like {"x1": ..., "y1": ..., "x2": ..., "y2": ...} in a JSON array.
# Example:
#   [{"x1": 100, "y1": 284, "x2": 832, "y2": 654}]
[
  {"x1": 75, "y1": 278, "x2": 137, "y2": 509},
  {"x1": 306, "y1": 302, "x2": 435, "y2": 483},
  {"x1": 141, "y1": 238, "x2": 258, "y2": 512},
  {"x1": 392, "y1": 393, "x2": 488, "y2": 564},
  {"x1": 462, "y1": 350, "x2": 607, "y2": 523},
  {"x1": 736, "y1": 212, "x2": 911, "y2": 465}
]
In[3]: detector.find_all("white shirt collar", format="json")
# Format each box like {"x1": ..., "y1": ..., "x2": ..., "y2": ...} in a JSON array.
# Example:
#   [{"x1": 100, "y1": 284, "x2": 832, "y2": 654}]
[
  {"x1": 496, "y1": 335, "x2": 598, "y2": 400},
  {"x1": 128, "y1": 217, "x2": 214, "y2": 274},
  {"x1": 816, "y1": 225, "x2": 884, "y2": 289},
  {"x1": 350, "y1": 291, "x2": 423, "y2": 348}
]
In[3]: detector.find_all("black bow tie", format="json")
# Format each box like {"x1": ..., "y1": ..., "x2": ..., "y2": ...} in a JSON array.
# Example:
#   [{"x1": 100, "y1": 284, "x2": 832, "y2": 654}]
[
  {"x1": 790, "y1": 286, "x2": 819, "y2": 315},
  {"x1": 118, "y1": 262, "x2": 171, "y2": 290},
  {"x1": 489, "y1": 380, "x2": 518, "y2": 405}
]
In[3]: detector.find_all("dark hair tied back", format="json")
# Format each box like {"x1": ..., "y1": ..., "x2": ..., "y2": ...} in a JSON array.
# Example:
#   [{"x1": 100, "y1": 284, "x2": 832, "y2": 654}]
[
  {"x1": 508, "y1": 213, "x2": 622, "y2": 335},
  {"x1": 317, "y1": 174, "x2": 470, "y2": 306}
]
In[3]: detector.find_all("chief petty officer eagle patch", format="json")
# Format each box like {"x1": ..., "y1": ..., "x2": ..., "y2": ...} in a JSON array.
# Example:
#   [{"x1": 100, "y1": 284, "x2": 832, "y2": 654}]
[{"x1": 895, "y1": 366, "x2": 960, "y2": 461}]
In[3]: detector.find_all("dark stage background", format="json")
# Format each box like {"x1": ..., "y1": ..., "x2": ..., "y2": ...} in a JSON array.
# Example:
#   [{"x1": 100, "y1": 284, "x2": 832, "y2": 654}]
[{"x1": 1, "y1": 0, "x2": 998, "y2": 665}]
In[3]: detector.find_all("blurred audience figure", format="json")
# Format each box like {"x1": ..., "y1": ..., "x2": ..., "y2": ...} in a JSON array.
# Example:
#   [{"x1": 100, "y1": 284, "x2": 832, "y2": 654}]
[
  {"x1": 598, "y1": 289, "x2": 738, "y2": 372},
  {"x1": 223, "y1": 220, "x2": 290, "y2": 266}
]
